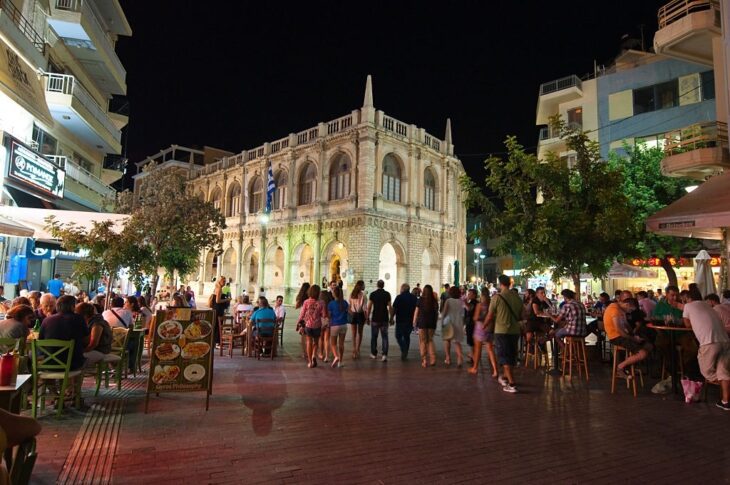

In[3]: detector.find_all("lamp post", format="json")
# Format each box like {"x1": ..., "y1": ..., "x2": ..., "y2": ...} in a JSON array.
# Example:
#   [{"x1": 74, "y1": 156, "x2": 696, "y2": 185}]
[
  {"x1": 473, "y1": 246, "x2": 483, "y2": 288},
  {"x1": 479, "y1": 253, "x2": 486, "y2": 285}
]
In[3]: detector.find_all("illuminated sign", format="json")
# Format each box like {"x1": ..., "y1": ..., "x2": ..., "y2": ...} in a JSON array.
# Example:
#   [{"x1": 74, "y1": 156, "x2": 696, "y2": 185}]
[
  {"x1": 658, "y1": 221, "x2": 695, "y2": 229},
  {"x1": 6, "y1": 137, "x2": 64, "y2": 198},
  {"x1": 629, "y1": 256, "x2": 722, "y2": 267}
]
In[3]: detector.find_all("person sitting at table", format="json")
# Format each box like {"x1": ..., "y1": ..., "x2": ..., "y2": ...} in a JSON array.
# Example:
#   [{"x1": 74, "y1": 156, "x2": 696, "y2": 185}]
[
  {"x1": 40, "y1": 295, "x2": 89, "y2": 371},
  {"x1": 35, "y1": 294, "x2": 56, "y2": 325},
  {"x1": 525, "y1": 286, "x2": 552, "y2": 351},
  {"x1": 652, "y1": 285, "x2": 698, "y2": 377},
  {"x1": 603, "y1": 296, "x2": 652, "y2": 378},
  {"x1": 682, "y1": 289, "x2": 730, "y2": 411},
  {"x1": 551, "y1": 289, "x2": 587, "y2": 341},
  {"x1": 0, "y1": 304, "x2": 32, "y2": 340},
  {"x1": 637, "y1": 291, "x2": 656, "y2": 319},
  {"x1": 28, "y1": 291, "x2": 41, "y2": 312},
  {"x1": 250, "y1": 297, "x2": 276, "y2": 355},
  {"x1": 11, "y1": 296, "x2": 31, "y2": 308},
  {"x1": 102, "y1": 297, "x2": 133, "y2": 329},
  {"x1": 137, "y1": 296, "x2": 154, "y2": 329},
  {"x1": 705, "y1": 294, "x2": 730, "y2": 336},
  {"x1": 236, "y1": 295, "x2": 254, "y2": 318},
  {"x1": 75, "y1": 302, "x2": 112, "y2": 366}
]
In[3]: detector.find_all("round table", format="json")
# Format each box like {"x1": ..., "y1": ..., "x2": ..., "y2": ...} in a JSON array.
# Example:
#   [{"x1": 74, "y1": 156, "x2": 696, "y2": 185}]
[{"x1": 646, "y1": 323, "x2": 694, "y2": 396}]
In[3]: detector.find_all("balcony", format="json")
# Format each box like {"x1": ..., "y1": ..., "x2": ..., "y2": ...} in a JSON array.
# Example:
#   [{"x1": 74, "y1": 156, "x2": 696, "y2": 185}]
[
  {"x1": 46, "y1": 155, "x2": 116, "y2": 208},
  {"x1": 536, "y1": 75, "x2": 583, "y2": 125},
  {"x1": 654, "y1": 0, "x2": 720, "y2": 66},
  {"x1": 0, "y1": 0, "x2": 45, "y2": 66},
  {"x1": 44, "y1": 72, "x2": 122, "y2": 154},
  {"x1": 48, "y1": 0, "x2": 127, "y2": 95},
  {"x1": 661, "y1": 121, "x2": 730, "y2": 179}
]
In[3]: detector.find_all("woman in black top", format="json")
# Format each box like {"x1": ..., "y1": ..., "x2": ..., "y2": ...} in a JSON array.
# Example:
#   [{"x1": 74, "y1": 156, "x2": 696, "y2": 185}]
[
  {"x1": 526, "y1": 286, "x2": 551, "y2": 348},
  {"x1": 412, "y1": 284, "x2": 439, "y2": 368}
]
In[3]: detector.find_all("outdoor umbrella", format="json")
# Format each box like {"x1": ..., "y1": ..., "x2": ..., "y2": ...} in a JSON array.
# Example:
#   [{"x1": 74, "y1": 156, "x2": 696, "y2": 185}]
[
  {"x1": 453, "y1": 260, "x2": 460, "y2": 286},
  {"x1": 693, "y1": 250, "x2": 716, "y2": 297}
]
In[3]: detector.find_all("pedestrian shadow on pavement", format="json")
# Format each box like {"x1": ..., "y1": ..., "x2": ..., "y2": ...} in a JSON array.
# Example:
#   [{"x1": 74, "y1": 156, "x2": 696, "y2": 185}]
[{"x1": 241, "y1": 369, "x2": 287, "y2": 436}]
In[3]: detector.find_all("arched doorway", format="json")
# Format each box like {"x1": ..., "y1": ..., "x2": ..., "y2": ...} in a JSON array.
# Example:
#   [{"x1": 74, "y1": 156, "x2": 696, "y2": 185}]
[
  {"x1": 421, "y1": 247, "x2": 440, "y2": 289},
  {"x1": 221, "y1": 247, "x2": 237, "y2": 283},
  {"x1": 248, "y1": 252, "x2": 259, "y2": 295},
  {"x1": 322, "y1": 241, "x2": 349, "y2": 289},
  {"x1": 204, "y1": 250, "x2": 217, "y2": 282},
  {"x1": 265, "y1": 246, "x2": 285, "y2": 291},
  {"x1": 378, "y1": 242, "x2": 399, "y2": 296},
  {"x1": 291, "y1": 243, "x2": 314, "y2": 287}
]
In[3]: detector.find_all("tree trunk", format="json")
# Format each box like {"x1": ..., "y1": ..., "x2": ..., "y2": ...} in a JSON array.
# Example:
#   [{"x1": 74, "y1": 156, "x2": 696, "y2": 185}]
[
  {"x1": 572, "y1": 273, "x2": 581, "y2": 294},
  {"x1": 151, "y1": 273, "x2": 160, "y2": 300},
  {"x1": 660, "y1": 256, "x2": 678, "y2": 288}
]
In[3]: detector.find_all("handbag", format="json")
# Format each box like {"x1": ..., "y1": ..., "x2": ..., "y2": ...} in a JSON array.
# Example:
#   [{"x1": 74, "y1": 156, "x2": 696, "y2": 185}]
[{"x1": 441, "y1": 314, "x2": 454, "y2": 340}]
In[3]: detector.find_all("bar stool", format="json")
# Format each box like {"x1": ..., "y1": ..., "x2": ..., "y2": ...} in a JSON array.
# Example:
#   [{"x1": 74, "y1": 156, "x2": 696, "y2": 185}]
[
  {"x1": 611, "y1": 345, "x2": 644, "y2": 397},
  {"x1": 561, "y1": 336, "x2": 589, "y2": 381},
  {"x1": 524, "y1": 335, "x2": 546, "y2": 369}
]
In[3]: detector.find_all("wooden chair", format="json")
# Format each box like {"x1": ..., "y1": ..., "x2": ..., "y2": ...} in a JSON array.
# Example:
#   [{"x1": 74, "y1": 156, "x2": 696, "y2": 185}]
[
  {"x1": 611, "y1": 345, "x2": 644, "y2": 398},
  {"x1": 253, "y1": 322, "x2": 277, "y2": 360},
  {"x1": 561, "y1": 336, "x2": 589, "y2": 381},
  {"x1": 4, "y1": 437, "x2": 37, "y2": 485},
  {"x1": 144, "y1": 315, "x2": 157, "y2": 355},
  {"x1": 30, "y1": 339, "x2": 83, "y2": 418},
  {"x1": 219, "y1": 320, "x2": 235, "y2": 357},
  {"x1": 523, "y1": 335, "x2": 547, "y2": 369},
  {"x1": 0, "y1": 337, "x2": 24, "y2": 356}
]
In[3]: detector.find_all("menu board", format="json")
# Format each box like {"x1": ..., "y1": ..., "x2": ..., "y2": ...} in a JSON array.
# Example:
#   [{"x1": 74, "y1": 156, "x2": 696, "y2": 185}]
[{"x1": 145, "y1": 307, "x2": 215, "y2": 412}]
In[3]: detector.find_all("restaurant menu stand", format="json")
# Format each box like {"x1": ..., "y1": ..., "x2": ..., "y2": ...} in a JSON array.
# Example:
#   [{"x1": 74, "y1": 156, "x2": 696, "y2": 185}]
[{"x1": 145, "y1": 307, "x2": 216, "y2": 413}]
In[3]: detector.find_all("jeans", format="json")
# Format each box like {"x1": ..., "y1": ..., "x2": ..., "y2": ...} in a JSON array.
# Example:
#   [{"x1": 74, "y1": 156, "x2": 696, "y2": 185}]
[
  {"x1": 395, "y1": 323, "x2": 411, "y2": 355},
  {"x1": 371, "y1": 323, "x2": 389, "y2": 356}
]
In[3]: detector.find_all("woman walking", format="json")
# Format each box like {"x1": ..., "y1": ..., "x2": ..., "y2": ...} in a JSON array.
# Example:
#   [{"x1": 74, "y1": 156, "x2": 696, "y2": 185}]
[
  {"x1": 348, "y1": 280, "x2": 368, "y2": 359},
  {"x1": 413, "y1": 284, "x2": 438, "y2": 368},
  {"x1": 295, "y1": 283, "x2": 311, "y2": 359},
  {"x1": 300, "y1": 285, "x2": 326, "y2": 368},
  {"x1": 327, "y1": 287, "x2": 349, "y2": 368},
  {"x1": 441, "y1": 286, "x2": 465, "y2": 367},
  {"x1": 468, "y1": 288, "x2": 497, "y2": 376}
]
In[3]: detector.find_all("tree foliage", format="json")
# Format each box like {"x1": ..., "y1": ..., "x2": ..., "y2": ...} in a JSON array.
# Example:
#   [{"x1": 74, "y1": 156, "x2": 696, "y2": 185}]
[
  {"x1": 607, "y1": 143, "x2": 701, "y2": 286},
  {"x1": 461, "y1": 117, "x2": 636, "y2": 290},
  {"x1": 116, "y1": 162, "x2": 226, "y2": 291}
]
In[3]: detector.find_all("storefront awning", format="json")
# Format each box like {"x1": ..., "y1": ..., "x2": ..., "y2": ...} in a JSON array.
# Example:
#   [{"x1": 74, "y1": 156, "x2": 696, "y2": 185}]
[
  {"x1": 646, "y1": 171, "x2": 730, "y2": 240},
  {"x1": 608, "y1": 262, "x2": 658, "y2": 279},
  {"x1": 0, "y1": 206, "x2": 128, "y2": 240},
  {"x1": 0, "y1": 37, "x2": 53, "y2": 125},
  {"x1": 0, "y1": 215, "x2": 34, "y2": 237}
]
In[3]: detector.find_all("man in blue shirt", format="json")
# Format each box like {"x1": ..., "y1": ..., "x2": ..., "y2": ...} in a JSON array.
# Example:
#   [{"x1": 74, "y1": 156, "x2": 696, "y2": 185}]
[
  {"x1": 250, "y1": 297, "x2": 277, "y2": 356},
  {"x1": 47, "y1": 274, "x2": 64, "y2": 298}
]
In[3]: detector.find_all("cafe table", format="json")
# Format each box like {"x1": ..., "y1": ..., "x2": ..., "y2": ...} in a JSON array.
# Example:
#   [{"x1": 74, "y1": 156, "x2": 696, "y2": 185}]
[
  {"x1": 646, "y1": 323, "x2": 694, "y2": 396},
  {"x1": 0, "y1": 374, "x2": 31, "y2": 413}
]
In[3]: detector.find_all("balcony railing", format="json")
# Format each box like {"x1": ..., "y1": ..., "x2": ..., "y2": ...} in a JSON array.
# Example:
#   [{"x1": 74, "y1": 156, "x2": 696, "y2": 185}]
[
  {"x1": 53, "y1": 0, "x2": 126, "y2": 80},
  {"x1": 658, "y1": 0, "x2": 720, "y2": 28},
  {"x1": 44, "y1": 72, "x2": 120, "y2": 143},
  {"x1": 663, "y1": 121, "x2": 728, "y2": 156},
  {"x1": 539, "y1": 75, "x2": 582, "y2": 96},
  {"x1": 0, "y1": 0, "x2": 45, "y2": 54},
  {"x1": 46, "y1": 155, "x2": 116, "y2": 199}
]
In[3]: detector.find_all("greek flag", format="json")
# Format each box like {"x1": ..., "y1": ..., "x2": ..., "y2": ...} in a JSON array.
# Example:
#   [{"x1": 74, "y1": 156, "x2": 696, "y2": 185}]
[{"x1": 265, "y1": 162, "x2": 275, "y2": 213}]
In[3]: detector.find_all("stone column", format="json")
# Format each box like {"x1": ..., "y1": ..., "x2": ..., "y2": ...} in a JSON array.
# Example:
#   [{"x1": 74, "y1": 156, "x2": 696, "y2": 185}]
[
  {"x1": 358, "y1": 130, "x2": 377, "y2": 209},
  {"x1": 314, "y1": 221, "x2": 322, "y2": 286}
]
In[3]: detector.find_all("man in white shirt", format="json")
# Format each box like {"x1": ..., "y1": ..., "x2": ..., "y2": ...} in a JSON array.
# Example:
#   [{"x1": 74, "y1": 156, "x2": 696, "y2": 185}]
[
  {"x1": 102, "y1": 297, "x2": 133, "y2": 328},
  {"x1": 683, "y1": 290, "x2": 730, "y2": 411},
  {"x1": 273, "y1": 295, "x2": 286, "y2": 321},
  {"x1": 705, "y1": 294, "x2": 730, "y2": 335}
]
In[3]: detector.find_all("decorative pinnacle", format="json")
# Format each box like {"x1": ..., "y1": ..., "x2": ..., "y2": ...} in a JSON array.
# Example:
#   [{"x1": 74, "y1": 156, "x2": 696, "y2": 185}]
[{"x1": 363, "y1": 74, "x2": 373, "y2": 108}]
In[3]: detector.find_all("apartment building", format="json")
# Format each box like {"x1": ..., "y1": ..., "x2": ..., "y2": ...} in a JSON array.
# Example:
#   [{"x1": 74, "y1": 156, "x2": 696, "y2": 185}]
[{"x1": 0, "y1": 0, "x2": 131, "y2": 292}]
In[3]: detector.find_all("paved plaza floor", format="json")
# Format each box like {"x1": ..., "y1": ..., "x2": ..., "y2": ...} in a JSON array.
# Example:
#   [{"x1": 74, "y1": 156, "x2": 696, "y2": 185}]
[{"x1": 29, "y1": 318, "x2": 729, "y2": 484}]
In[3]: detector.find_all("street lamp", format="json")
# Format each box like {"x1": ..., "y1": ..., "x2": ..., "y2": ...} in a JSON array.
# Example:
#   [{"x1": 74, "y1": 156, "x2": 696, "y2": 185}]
[{"x1": 479, "y1": 253, "x2": 486, "y2": 284}]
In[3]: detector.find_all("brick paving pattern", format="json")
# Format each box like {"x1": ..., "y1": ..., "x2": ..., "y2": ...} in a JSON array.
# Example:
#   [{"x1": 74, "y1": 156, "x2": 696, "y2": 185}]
[{"x1": 30, "y1": 317, "x2": 730, "y2": 484}]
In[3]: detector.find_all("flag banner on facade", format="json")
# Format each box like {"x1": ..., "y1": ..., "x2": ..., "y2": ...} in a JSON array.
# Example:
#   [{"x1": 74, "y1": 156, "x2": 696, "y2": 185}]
[{"x1": 266, "y1": 162, "x2": 275, "y2": 212}]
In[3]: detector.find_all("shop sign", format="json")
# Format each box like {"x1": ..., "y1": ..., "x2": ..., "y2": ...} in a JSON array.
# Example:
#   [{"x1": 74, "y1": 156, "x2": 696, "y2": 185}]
[
  {"x1": 6, "y1": 137, "x2": 64, "y2": 198},
  {"x1": 629, "y1": 256, "x2": 722, "y2": 267},
  {"x1": 658, "y1": 221, "x2": 695, "y2": 229}
]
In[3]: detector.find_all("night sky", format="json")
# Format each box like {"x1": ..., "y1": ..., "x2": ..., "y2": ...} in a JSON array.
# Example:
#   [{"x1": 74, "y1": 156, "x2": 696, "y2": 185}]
[{"x1": 116, "y1": 0, "x2": 667, "y2": 183}]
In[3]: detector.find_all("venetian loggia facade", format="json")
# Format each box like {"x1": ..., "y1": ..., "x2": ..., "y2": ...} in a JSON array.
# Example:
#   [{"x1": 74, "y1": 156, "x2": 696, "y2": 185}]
[{"x1": 139, "y1": 77, "x2": 467, "y2": 302}]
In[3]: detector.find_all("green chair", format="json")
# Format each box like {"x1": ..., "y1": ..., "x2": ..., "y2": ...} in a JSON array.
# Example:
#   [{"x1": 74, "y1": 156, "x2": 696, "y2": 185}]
[
  {"x1": 0, "y1": 338, "x2": 24, "y2": 356},
  {"x1": 4, "y1": 437, "x2": 37, "y2": 485},
  {"x1": 30, "y1": 339, "x2": 82, "y2": 418},
  {"x1": 102, "y1": 328, "x2": 130, "y2": 391}
]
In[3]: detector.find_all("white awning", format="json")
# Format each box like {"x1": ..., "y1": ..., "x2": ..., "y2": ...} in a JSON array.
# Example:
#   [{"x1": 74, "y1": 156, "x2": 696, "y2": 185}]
[
  {"x1": 0, "y1": 215, "x2": 34, "y2": 237},
  {"x1": 0, "y1": 206, "x2": 128, "y2": 240}
]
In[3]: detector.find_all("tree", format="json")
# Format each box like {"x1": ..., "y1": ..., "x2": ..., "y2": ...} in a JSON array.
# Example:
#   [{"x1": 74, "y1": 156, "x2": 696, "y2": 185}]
[
  {"x1": 116, "y1": 162, "x2": 226, "y2": 295},
  {"x1": 461, "y1": 117, "x2": 636, "y2": 292},
  {"x1": 607, "y1": 143, "x2": 701, "y2": 287},
  {"x1": 45, "y1": 217, "x2": 149, "y2": 304}
]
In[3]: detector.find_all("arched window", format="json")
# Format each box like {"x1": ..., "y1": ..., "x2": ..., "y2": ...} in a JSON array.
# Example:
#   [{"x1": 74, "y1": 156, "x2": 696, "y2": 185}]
[
  {"x1": 424, "y1": 168, "x2": 436, "y2": 211},
  {"x1": 298, "y1": 162, "x2": 317, "y2": 206},
  {"x1": 382, "y1": 154, "x2": 401, "y2": 202},
  {"x1": 329, "y1": 154, "x2": 351, "y2": 201},
  {"x1": 249, "y1": 176, "x2": 263, "y2": 214},
  {"x1": 273, "y1": 170, "x2": 287, "y2": 210},
  {"x1": 227, "y1": 183, "x2": 241, "y2": 217},
  {"x1": 210, "y1": 187, "x2": 223, "y2": 212}
]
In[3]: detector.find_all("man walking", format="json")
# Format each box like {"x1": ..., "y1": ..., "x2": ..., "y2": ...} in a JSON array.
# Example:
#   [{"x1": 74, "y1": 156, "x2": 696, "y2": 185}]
[
  {"x1": 393, "y1": 283, "x2": 417, "y2": 360},
  {"x1": 484, "y1": 275, "x2": 523, "y2": 393},
  {"x1": 368, "y1": 280, "x2": 392, "y2": 362}
]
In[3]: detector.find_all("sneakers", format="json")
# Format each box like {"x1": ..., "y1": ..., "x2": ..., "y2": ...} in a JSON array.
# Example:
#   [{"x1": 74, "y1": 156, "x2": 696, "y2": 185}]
[
  {"x1": 717, "y1": 401, "x2": 730, "y2": 411},
  {"x1": 502, "y1": 384, "x2": 518, "y2": 393},
  {"x1": 370, "y1": 353, "x2": 377, "y2": 360},
  {"x1": 381, "y1": 355, "x2": 388, "y2": 362},
  {"x1": 498, "y1": 376, "x2": 508, "y2": 387}
]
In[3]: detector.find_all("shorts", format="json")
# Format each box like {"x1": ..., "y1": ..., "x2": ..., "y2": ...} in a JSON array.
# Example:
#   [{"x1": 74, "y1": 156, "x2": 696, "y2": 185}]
[
  {"x1": 697, "y1": 342, "x2": 730, "y2": 382},
  {"x1": 610, "y1": 336, "x2": 652, "y2": 354},
  {"x1": 330, "y1": 324, "x2": 348, "y2": 337},
  {"x1": 494, "y1": 334, "x2": 519, "y2": 366},
  {"x1": 304, "y1": 327, "x2": 321, "y2": 339},
  {"x1": 351, "y1": 312, "x2": 365, "y2": 325}
]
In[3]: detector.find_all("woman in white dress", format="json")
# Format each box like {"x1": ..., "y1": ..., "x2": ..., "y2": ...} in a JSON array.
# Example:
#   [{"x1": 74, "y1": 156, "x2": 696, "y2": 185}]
[{"x1": 441, "y1": 286, "x2": 465, "y2": 367}]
